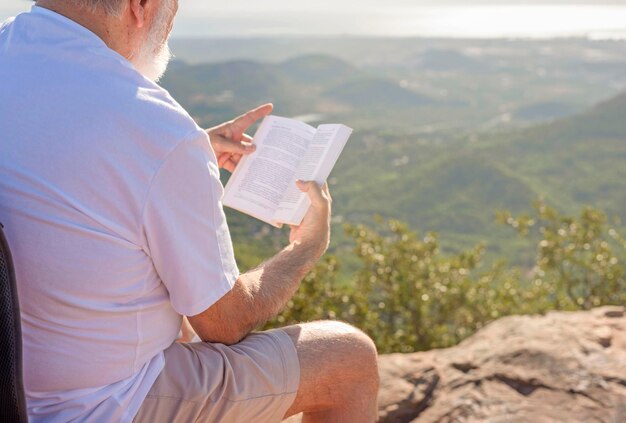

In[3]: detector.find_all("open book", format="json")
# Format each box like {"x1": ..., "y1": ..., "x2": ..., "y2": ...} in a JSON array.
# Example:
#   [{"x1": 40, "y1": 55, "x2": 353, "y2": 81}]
[{"x1": 223, "y1": 115, "x2": 352, "y2": 227}]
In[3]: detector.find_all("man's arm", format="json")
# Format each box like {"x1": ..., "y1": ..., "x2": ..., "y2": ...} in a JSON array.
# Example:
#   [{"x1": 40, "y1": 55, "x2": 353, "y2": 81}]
[{"x1": 188, "y1": 180, "x2": 331, "y2": 345}]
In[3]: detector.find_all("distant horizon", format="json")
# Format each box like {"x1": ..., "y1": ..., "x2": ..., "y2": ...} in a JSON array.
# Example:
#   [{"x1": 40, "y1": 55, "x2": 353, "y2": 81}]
[
  {"x1": 2, "y1": 2, "x2": 626, "y2": 40},
  {"x1": 167, "y1": 33, "x2": 626, "y2": 41}
]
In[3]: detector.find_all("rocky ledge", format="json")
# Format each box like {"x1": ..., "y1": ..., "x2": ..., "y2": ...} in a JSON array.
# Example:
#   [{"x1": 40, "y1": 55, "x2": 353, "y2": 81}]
[
  {"x1": 380, "y1": 306, "x2": 626, "y2": 422},
  {"x1": 288, "y1": 306, "x2": 626, "y2": 422}
]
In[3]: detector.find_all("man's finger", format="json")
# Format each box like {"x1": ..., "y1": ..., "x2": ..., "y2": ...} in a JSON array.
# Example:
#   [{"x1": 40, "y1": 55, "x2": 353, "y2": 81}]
[
  {"x1": 212, "y1": 135, "x2": 255, "y2": 154},
  {"x1": 223, "y1": 158, "x2": 238, "y2": 173},
  {"x1": 296, "y1": 180, "x2": 326, "y2": 207},
  {"x1": 231, "y1": 103, "x2": 273, "y2": 134},
  {"x1": 231, "y1": 154, "x2": 243, "y2": 165}
]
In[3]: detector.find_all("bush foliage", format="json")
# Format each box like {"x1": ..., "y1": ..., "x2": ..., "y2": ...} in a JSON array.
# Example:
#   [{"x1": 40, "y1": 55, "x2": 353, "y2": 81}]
[{"x1": 263, "y1": 203, "x2": 626, "y2": 353}]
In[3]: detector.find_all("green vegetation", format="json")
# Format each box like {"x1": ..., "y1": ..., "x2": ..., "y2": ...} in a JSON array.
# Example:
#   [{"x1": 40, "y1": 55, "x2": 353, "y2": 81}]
[
  {"x1": 162, "y1": 42, "x2": 626, "y2": 268},
  {"x1": 498, "y1": 201, "x2": 626, "y2": 310},
  {"x1": 264, "y1": 203, "x2": 625, "y2": 353},
  {"x1": 161, "y1": 39, "x2": 626, "y2": 352}
]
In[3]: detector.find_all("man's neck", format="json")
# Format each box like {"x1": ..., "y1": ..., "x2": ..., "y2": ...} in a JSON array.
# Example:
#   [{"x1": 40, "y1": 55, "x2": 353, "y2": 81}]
[{"x1": 35, "y1": 0, "x2": 133, "y2": 60}]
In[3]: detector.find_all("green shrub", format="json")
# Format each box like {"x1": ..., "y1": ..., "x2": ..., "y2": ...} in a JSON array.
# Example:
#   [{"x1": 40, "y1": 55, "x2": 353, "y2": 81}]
[
  {"x1": 341, "y1": 219, "x2": 549, "y2": 353},
  {"x1": 497, "y1": 200, "x2": 626, "y2": 310},
  {"x1": 264, "y1": 203, "x2": 625, "y2": 353}
]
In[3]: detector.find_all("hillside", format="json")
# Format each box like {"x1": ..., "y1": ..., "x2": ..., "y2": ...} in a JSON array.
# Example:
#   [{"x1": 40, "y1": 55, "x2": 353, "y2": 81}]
[
  {"x1": 160, "y1": 48, "x2": 626, "y2": 267},
  {"x1": 160, "y1": 55, "x2": 435, "y2": 127},
  {"x1": 326, "y1": 78, "x2": 435, "y2": 109},
  {"x1": 488, "y1": 93, "x2": 626, "y2": 223},
  {"x1": 328, "y1": 87, "x2": 626, "y2": 262}
]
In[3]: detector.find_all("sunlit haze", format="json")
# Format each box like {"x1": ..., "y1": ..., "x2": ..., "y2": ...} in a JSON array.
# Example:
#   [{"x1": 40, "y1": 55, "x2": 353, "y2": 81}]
[{"x1": 2, "y1": 0, "x2": 626, "y2": 38}]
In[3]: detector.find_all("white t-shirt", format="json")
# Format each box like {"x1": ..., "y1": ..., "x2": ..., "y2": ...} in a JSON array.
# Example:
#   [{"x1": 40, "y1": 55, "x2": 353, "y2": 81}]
[{"x1": 0, "y1": 6, "x2": 239, "y2": 422}]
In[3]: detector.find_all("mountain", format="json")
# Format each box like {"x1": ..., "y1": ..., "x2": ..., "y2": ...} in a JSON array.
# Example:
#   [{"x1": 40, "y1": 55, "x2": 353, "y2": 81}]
[
  {"x1": 280, "y1": 54, "x2": 357, "y2": 84},
  {"x1": 326, "y1": 87, "x2": 626, "y2": 261},
  {"x1": 326, "y1": 78, "x2": 435, "y2": 109},
  {"x1": 545, "y1": 91, "x2": 626, "y2": 141},
  {"x1": 159, "y1": 50, "x2": 626, "y2": 265},
  {"x1": 491, "y1": 91, "x2": 626, "y2": 224},
  {"x1": 160, "y1": 55, "x2": 436, "y2": 124},
  {"x1": 513, "y1": 101, "x2": 576, "y2": 122},
  {"x1": 411, "y1": 48, "x2": 491, "y2": 73}
]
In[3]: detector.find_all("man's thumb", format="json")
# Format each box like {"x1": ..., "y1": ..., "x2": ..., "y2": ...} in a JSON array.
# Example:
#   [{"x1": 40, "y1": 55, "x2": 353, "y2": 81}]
[{"x1": 296, "y1": 180, "x2": 324, "y2": 205}]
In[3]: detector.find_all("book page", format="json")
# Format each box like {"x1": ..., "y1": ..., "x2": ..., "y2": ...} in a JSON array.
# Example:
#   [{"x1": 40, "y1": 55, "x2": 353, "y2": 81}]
[
  {"x1": 223, "y1": 116, "x2": 317, "y2": 225},
  {"x1": 273, "y1": 124, "x2": 353, "y2": 225}
]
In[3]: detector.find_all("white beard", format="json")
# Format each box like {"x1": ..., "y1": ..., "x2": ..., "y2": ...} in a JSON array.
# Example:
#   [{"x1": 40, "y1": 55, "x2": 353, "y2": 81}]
[
  {"x1": 130, "y1": 0, "x2": 175, "y2": 82},
  {"x1": 134, "y1": 39, "x2": 172, "y2": 83}
]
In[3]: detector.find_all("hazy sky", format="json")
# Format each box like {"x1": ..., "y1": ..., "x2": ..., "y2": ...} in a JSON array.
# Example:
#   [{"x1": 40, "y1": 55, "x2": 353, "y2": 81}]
[{"x1": 2, "y1": 0, "x2": 626, "y2": 38}]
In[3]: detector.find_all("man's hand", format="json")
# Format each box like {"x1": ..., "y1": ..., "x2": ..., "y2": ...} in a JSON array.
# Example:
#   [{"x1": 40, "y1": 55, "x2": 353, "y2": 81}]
[
  {"x1": 188, "y1": 180, "x2": 333, "y2": 346},
  {"x1": 206, "y1": 103, "x2": 273, "y2": 172},
  {"x1": 289, "y1": 180, "x2": 332, "y2": 259}
]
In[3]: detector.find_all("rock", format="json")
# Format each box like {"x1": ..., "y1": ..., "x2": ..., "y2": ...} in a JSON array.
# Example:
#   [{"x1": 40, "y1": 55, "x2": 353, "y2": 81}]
[
  {"x1": 284, "y1": 307, "x2": 626, "y2": 422},
  {"x1": 377, "y1": 357, "x2": 439, "y2": 422}
]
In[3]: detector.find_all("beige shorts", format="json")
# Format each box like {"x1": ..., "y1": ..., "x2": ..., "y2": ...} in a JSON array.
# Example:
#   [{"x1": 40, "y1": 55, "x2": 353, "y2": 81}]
[{"x1": 133, "y1": 329, "x2": 300, "y2": 423}]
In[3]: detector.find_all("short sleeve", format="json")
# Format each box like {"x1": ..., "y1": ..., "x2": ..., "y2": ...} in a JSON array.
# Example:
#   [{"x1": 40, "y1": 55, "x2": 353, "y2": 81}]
[{"x1": 142, "y1": 130, "x2": 239, "y2": 316}]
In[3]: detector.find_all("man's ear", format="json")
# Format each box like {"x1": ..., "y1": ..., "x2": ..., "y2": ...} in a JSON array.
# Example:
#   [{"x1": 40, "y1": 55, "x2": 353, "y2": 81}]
[{"x1": 129, "y1": 0, "x2": 149, "y2": 28}]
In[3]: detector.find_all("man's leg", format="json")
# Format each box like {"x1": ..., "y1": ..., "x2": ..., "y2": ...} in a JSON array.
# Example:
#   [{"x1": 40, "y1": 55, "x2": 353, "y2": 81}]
[{"x1": 281, "y1": 321, "x2": 380, "y2": 423}]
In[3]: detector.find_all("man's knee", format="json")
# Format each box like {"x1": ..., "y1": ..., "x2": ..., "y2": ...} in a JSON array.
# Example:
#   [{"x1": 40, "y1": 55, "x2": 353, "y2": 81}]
[
  {"x1": 283, "y1": 320, "x2": 379, "y2": 390},
  {"x1": 328, "y1": 321, "x2": 379, "y2": 391},
  {"x1": 320, "y1": 321, "x2": 378, "y2": 370},
  {"x1": 281, "y1": 321, "x2": 379, "y2": 417},
  {"x1": 283, "y1": 320, "x2": 376, "y2": 354}
]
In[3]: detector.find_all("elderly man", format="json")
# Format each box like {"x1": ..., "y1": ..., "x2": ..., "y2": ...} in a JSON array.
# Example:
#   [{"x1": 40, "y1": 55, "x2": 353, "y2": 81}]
[{"x1": 0, "y1": 0, "x2": 379, "y2": 422}]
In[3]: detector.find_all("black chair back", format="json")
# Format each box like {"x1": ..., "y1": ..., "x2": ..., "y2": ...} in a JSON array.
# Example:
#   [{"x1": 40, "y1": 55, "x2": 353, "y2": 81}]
[{"x1": 0, "y1": 223, "x2": 28, "y2": 422}]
